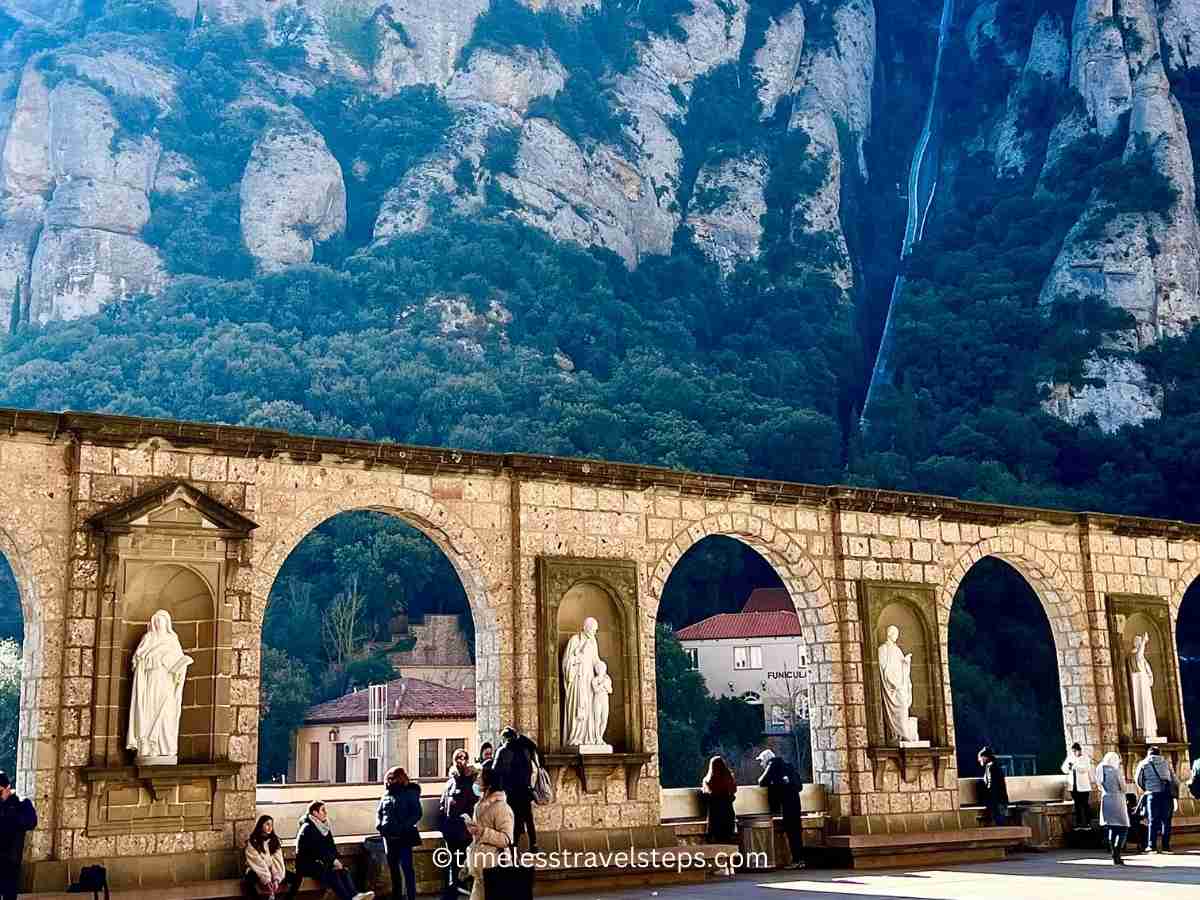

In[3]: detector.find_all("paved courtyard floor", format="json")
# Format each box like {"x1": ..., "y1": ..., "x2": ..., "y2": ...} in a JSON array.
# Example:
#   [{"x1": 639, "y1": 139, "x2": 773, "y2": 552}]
[{"x1": 580, "y1": 849, "x2": 1200, "y2": 899}]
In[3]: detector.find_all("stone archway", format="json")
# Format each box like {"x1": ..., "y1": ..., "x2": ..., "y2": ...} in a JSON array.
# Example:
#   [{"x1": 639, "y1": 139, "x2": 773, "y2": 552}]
[
  {"x1": 646, "y1": 511, "x2": 842, "y2": 801},
  {"x1": 250, "y1": 484, "x2": 506, "y2": 742},
  {"x1": 940, "y1": 535, "x2": 1098, "y2": 752},
  {"x1": 0, "y1": 486, "x2": 63, "y2": 856}
]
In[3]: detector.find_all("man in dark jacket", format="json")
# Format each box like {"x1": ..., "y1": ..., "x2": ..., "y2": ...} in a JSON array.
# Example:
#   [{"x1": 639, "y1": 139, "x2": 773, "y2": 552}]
[
  {"x1": 978, "y1": 747, "x2": 1010, "y2": 826},
  {"x1": 295, "y1": 801, "x2": 373, "y2": 900},
  {"x1": 756, "y1": 750, "x2": 805, "y2": 869},
  {"x1": 493, "y1": 726, "x2": 540, "y2": 852},
  {"x1": 0, "y1": 771, "x2": 36, "y2": 900}
]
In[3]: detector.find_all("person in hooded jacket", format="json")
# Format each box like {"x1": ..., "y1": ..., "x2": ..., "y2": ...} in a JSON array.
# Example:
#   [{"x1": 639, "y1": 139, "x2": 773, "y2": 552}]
[
  {"x1": 492, "y1": 726, "x2": 540, "y2": 852},
  {"x1": 377, "y1": 767, "x2": 423, "y2": 900},
  {"x1": 0, "y1": 772, "x2": 36, "y2": 900},
  {"x1": 294, "y1": 800, "x2": 374, "y2": 900},
  {"x1": 756, "y1": 749, "x2": 804, "y2": 869},
  {"x1": 439, "y1": 748, "x2": 479, "y2": 898}
]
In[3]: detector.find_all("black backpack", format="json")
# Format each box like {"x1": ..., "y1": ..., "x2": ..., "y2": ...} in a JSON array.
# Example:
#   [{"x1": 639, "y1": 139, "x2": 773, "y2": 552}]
[{"x1": 68, "y1": 864, "x2": 109, "y2": 900}]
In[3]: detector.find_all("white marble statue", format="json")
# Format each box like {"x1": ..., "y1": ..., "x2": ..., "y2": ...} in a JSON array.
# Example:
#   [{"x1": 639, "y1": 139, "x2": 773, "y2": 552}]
[
  {"x1": 126, "y1": 609, "x2": 194, "y2": 765},
  {"x1": 562, "y1": 617, "x2": 602, "y2": 748},
  {"x1": 590, "y1": 660, "x2": 613, "y2": 748},
  {"x1": 878, "y1": 624, "x2": 920, "y2": 744},
  {"x1": 1129, "y1": 632, "x2": 1160, "y2": 741}
]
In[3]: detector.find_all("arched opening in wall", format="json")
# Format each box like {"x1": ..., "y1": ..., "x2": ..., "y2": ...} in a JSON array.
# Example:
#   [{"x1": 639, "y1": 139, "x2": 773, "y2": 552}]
[
  {"x1": 258, "y1": 511, "x2": 479, "y2": 790},
  {"x1": 657, "y1": 535, "x2": 812, "y2": 789},
  {"x1": 949, "y1": 557, "x2": 1065, "y2": 777},
  {"x1": 0, "y1": 554, "x2": 21, "y2": 780},
  {"x1": 1178, "y1": 578, "x2": 1200, "y2": 753}
]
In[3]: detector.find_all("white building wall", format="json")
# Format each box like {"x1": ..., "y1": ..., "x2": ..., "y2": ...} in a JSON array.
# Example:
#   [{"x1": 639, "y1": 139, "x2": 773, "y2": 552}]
[{"x1": 678, "y1": 635, "x2": 810, "y2": 730}]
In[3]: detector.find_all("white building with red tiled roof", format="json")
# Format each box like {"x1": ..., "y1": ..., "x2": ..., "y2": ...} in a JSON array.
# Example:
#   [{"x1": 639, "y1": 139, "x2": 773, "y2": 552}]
[
  {"x1": 675, "y1": 589, "x2": 810, "y2": 734},
  {"x1": 290, "y1": 676, "x2": 477, "y2": 785}
]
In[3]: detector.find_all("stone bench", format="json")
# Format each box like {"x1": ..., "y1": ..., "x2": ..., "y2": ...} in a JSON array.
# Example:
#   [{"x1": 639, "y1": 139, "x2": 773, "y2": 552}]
[
  {"x1": 524, "y1": 826, "x2": 735, "y2": 894},
  {"x1": 824, "y1": 826, "x2": 1032, "y2": 869},
  {"x1": 18, "y1": 879, "x2": 328, "y2": 900}
]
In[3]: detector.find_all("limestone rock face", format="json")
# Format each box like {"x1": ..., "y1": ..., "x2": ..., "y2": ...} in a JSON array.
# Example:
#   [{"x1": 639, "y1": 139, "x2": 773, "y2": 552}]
[
  {"x1": 240, "y1": 121, "x2": 347, "y2": 271},
  {"x1": 2, "y1": 62, "x2": 52, "y2": 197},
  {"x1": 0, "y1": 0, "x2": 83, "y2": 27},
  {"x1": 994, "y1": 12, "x2": 1069, "y2": 177},
  {"x1": 1159, "y1": 0, "x2": 1200, "y2": 71},
  {"x1": 787, "y1": 101, "x2": 852, "y2": 291},
  {"x1": 444, "y1": 48, "x2": 568, "y2": 114},
  {"x1": 685, "y1": 155, "x2": 768, "y2": 274},
  {"x1": 0, "y1": 53, "x2": 170, "y2": 324},
  {"x1": 1038, "y1": 1, "x2": 1200, "y2": 429},
  {"x1": 28, "y1": 228, "x2": 167, "y2": 323},
  {"x1": 371, "y1": 0, "x2": 491, "y2": 92},
  {"x1": 794, "y1": 0, "x2": 875, "y2": 177},
  {"x1": 754, "y1": 4, "x2": 806, "y2": 120},
  {"x1": 374, "y1": 48, "x2": 566, "y2": 242},
  {"x1": 494, "y1": 0, "x2": 750, "y2": 266}
]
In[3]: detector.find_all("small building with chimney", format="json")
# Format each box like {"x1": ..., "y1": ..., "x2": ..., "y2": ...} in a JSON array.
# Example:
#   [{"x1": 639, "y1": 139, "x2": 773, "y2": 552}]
[
  {"x1": 290, "y1": 677, "x2": 476, "y2": 784},
  {"x1": 675, "y1": 588, "x2": 810, "y2": 734}
]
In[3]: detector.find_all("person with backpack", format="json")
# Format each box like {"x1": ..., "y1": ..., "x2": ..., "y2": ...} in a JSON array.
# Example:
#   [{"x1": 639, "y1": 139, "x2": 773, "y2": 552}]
[
  {"x1": 492, "y1": 727, "x2": 540, "y2": 853},
  {"x1": 1134, "y1": 745, "x2": 1177, "y2": 853},
  {"x1": 0, "y1": 772, "x2": 36, "y2": 900},
  {"x1": 756, "y1": 749, "x2": 804, "y2": 869},
  {"x1": 377, "y1": 767, "x2": 423, "y2": 900},
  {"x1": 977, "y1": 747, "x2": 1010, "y2": 826},
  {"x1": 439, "y1": 748, "x2": 479, "y2": 898}
]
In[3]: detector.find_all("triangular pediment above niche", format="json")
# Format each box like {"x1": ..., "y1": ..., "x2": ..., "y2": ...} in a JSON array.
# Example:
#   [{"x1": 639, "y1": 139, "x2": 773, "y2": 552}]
[{"x1": 87, "y1": 480, "x2": 258, "y2": 536}]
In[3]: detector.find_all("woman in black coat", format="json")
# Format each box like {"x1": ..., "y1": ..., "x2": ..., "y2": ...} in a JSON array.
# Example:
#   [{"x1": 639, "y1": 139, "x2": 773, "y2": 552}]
[
  {"x1": 439, "y1": 749, "x2": 479, "y2": 897},
  {"x1": 377, "y1": 767, "x2": 423, "y2": 900},
  {"x1": 294, "y1": 801, "x2": 372, "y2": 900}
]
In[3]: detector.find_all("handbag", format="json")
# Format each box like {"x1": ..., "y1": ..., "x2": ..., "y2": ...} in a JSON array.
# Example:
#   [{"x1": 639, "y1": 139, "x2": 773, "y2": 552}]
[
  {"x1": 67, "y1": 864, "x2": 109, "y2": 900},
  {"x1": 482, "y1": 843, "x2": 534, "y2": 900},
  {"x1": 533, "y1": 764, "x2": 553, "y2": 805}
]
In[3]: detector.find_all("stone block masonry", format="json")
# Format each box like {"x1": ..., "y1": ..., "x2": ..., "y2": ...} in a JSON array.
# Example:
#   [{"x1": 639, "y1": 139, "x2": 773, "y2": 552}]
[{"x1": 0, "y1": 408, "x2": 1197, "y2": 887}]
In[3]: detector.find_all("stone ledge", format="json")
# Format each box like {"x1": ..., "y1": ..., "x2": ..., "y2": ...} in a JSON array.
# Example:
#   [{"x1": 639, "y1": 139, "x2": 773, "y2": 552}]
[{"x1": 824, "y1": 826, "x2": 1031, "y2": 870}]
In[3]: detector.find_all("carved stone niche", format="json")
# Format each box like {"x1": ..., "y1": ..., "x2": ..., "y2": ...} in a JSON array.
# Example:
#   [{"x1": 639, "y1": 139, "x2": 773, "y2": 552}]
[
  {"x1": 83, "y1": 480, "x2": 256, "y2": 835},
  {"x1": 1107, "y1": 593, "x2": 1186, "y2": 763},
  {"x1": 536, "y1": 557, "x2": 651, "y2": 796},
  {"x1": 858, "y1": 581, "x2": 953, "y2": 785}
]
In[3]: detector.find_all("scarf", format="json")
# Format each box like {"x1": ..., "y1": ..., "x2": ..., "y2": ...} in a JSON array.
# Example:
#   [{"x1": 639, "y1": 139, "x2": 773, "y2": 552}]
[{"x1": 307, "y1": 814, "x2": 331, "y2": 838}]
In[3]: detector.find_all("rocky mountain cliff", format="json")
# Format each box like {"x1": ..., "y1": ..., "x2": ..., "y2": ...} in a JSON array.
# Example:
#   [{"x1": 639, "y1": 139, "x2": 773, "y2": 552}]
[{"x1": 1, "y1": 0, "x2": 1199, "y2": 438}]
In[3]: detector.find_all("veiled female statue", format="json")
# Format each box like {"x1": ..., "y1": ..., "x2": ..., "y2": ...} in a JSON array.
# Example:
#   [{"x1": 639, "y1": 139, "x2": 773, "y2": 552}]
[
  {"x1": 878, "y1": 624, "x2": 919, "y2": 744},
  {"x1": 561, "y1": 618, "x2": 601, "y2": 747},
  {"x1": 127, "y1": 609, "x2": 194, "y2": 765},
  {"x1": 1128, "y1": 632, "x2": 1159, "y2": 741}
]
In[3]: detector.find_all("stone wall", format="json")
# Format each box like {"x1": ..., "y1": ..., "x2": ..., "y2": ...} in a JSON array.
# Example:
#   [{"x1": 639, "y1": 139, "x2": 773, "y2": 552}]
[{"x1": 0, "y1": 409, "x2": 1199, "y2": 886}]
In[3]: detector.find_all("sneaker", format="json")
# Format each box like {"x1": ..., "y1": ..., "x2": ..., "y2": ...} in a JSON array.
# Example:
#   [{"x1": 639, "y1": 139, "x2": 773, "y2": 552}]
[
  {"x1": 352, "y1": 893, "x2": 375, "y2": 900},
  {"x1": 790, "y1": 861, "x2": 806, "y2": 870},
  {"x1": 1160, "y1": 849, "x2": 1173, "y2": 854}
]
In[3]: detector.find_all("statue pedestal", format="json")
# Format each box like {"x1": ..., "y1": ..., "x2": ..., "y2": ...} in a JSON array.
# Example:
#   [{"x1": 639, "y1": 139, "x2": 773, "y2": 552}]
[
  {"x1": 900, "y1": 740, "x2": 930, "y2": 749},
  {"x1": 1142, "y1": 735, "x2": 1168, "y2": 745},
  {"x1": 577, "y1": 744, "x2": 613, "y2": 755},
  {"x1": 136, "y1": 755, "x2": 178, "y2": 766}
]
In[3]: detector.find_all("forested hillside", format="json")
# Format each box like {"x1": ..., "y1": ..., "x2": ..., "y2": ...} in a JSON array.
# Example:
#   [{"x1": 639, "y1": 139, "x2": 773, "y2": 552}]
[{"x1": 3, "y1": 0, "x2": 1200, "y2": 772}]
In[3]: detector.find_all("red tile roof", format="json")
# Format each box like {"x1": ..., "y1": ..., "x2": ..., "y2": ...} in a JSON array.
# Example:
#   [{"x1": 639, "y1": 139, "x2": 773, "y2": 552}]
[
  {"x1": 674, "y1": 610, "x2": 804, "y2": 641},
  {"x1": 303, "y1": 677, "x2": 476, "y2": 725},
  {"x1": 741, "y1": 588, "x2": 793, "y2": 613}
]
